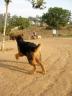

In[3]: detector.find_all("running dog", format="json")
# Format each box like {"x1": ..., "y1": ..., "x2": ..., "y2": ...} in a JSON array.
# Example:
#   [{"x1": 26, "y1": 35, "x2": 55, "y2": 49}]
[{"x1": 15, "y1": 34, "x2": 45, "y2": 74}]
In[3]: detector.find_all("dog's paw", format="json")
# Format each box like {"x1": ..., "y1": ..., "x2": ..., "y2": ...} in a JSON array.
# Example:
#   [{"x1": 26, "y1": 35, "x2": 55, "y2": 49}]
[
  {"x1": 15, "y1": 54, "x2": 19, "y2": 59},
  {"x1": 36, "y1": 70, "x2": 45, "y2": 75},
  {"x1": 28, "y1": 71, "x2": 35, "y2": 74}
]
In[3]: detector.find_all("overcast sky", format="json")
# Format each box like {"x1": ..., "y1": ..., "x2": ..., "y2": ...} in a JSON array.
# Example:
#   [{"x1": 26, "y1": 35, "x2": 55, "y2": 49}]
[{"x1": 0, "y1": 0, "x2": 72, "y2": 17}]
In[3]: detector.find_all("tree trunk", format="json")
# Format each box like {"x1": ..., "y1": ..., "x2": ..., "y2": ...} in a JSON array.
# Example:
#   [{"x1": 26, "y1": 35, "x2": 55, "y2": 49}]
[{"x1": 1, "y1": 4, "x2": 8, "y2": 51}]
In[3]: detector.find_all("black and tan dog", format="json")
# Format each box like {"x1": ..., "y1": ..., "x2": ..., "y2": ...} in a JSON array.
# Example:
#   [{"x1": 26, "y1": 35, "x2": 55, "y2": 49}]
[{"x1": 15, "y1": 34, "x2": 45, "y2": 74}]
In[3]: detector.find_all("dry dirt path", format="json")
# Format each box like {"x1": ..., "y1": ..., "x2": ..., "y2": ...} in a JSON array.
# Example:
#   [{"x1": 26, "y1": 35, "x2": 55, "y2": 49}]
[{"x1": 0, "y1": 38, "x2": 72, "y2": 96}]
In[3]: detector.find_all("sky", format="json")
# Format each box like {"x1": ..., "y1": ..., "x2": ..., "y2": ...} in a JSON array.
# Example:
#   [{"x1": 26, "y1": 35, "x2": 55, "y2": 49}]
[{"x1": 0, "y1": 0, "x2": 72, "y2": 18}]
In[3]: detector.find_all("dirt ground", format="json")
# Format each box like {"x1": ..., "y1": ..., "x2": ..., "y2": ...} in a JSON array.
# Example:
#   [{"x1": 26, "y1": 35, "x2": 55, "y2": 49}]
[{"x1": 0, "y1": 38, "x2": 72, "y2": 96}]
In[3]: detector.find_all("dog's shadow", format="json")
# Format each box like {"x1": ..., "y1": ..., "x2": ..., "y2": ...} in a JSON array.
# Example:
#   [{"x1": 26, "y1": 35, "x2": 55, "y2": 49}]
[{"x1": 0, "y1": 59, "x2": 32, "y2": 74}]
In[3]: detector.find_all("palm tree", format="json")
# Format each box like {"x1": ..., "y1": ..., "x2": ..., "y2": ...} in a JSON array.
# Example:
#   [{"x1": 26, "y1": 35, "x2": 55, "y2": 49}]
[
  {"x1": 1, "y1": 0, "x2": 11, "y2": 51},
  {"x1": 30, "y1": 0, "x2": 45, "y2": 9}
]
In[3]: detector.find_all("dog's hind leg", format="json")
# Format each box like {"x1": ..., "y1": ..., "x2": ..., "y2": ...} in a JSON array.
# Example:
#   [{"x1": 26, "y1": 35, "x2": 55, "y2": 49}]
[
  {"x1": 39, "y1": 62, "x2": 45, "y2": 74},
  {"x1": 27, "y1": 56, "x2": 36, "y2": 74},
  {"x1": 30, "y1": 63, "x2": 36, "y2": 74},
  {"x1": 36, "y1": 58, "x2": 45, "y2": 74}
]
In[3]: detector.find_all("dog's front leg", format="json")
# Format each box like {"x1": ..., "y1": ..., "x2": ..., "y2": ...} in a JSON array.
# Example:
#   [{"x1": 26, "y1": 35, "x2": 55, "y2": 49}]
[{"x1": 15, "y1": 52, "x2": 24, "y2": 59}]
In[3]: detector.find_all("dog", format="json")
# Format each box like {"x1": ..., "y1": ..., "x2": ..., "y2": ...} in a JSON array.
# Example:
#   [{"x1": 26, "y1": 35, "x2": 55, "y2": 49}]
[{"x1": 15, "y1": 34, "x2": 45, "y2": 74}]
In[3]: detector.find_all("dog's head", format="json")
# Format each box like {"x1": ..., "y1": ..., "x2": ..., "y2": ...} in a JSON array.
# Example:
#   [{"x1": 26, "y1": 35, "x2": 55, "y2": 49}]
[{"x1": 14, "y1": 34, "x2": 23, "y2": 41}]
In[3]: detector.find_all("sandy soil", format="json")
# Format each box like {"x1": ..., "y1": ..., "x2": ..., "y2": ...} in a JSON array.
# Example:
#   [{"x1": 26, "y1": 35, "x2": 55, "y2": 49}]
[{"x1": 0, "y1": 38, "x2": 72, "y2": 96}]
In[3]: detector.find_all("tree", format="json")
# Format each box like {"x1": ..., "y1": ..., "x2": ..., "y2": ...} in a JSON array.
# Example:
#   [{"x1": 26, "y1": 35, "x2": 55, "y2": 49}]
[
  {"x1": 9, "y1": 15, "x2": 19, "y2": 28},
  {"x1": 9, "y1": 16, "x2": 30, "y2": 30},
  {"x1": 42, "y1": 7, "x2": 71, "y2": 29},
  {"x1": 1, "y1": 0, "x2": 11, "y2": 51},
  {"x1": 29, "y1": 0, "x2": 45, "y2": 9},
  {"x1": 17, "y1": 17, "x2": 30, "y2": 29}
]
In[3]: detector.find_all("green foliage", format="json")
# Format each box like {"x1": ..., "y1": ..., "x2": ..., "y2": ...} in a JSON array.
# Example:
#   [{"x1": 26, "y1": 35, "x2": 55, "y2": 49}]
[
  {"x1": 0, "y1": 14, "x2": 4, "y2": 33},
  {"x1": 42, "y1": 7, "x2": 71, "y2": 29},
  {"x1": 0, "y1": 14, "x2": 11, "y2": 33},
  {"x1": 30, "y1": 0, "x2": 45, "y2": 9},
  {"x1": 18, "y1": 17, "x2": 30, "y2": 29},
  {"x1": 0, "y1": 14, "x2": 31, "y2": 34},
  {"x1": 9, "y1": 15, "x2": 18, "y2": 28},
  {"x1": 9, "y1": 16, "x2": 30, "y2": 30}
]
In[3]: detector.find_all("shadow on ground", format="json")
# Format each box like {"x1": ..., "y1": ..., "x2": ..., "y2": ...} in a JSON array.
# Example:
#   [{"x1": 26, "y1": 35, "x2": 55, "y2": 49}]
[{"x1": 0, "y1": 59, "x2": 33, "y2": 74}]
